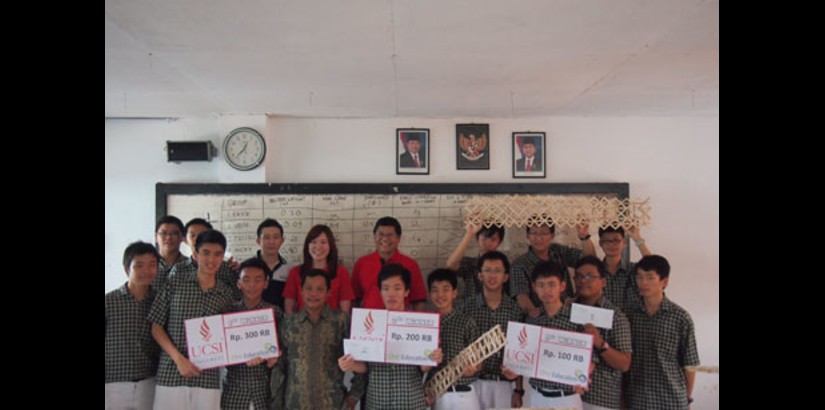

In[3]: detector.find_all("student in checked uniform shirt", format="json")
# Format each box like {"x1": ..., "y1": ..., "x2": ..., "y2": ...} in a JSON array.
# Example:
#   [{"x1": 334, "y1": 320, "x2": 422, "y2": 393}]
[
  {"x1": 338, "y1": 264, "x2": 443, "y2": 410},
  {"x1": 571, "y1": 256, "x2": 632, "y2": 410},
  {"x1": 148, "y1": 230, "x2": 236, "y2": 410},
  {"x1": 105, "y1": 241, "x2": 161, "y2": 410},
  {"x1": 425, "y1": 268, "x2": 483, "y2": 410},
  {"x1": 220, "y1": 258, "x2": 284, "y2": 410},
  {"x1": 502, "y1": 261, "x2": 588, "y2": 410}
]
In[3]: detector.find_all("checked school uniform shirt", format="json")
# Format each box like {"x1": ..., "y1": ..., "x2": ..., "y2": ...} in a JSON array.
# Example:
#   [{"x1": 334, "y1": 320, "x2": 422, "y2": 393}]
[
  {"x1": 105, "y1": 283, "x2": 159, "y2": 383},
  {"x1": 511, "y1": 245, "x2": 582, "y2": 305},
  {"x1": 220, "y1": 301, "x2": 283, "y2": 410},
  {"x1": 626, "y1": 295, "x2": 700, "y2": 410},
  {"x1": 147, "y1": 271, "x2": 236, "y2": 389}
]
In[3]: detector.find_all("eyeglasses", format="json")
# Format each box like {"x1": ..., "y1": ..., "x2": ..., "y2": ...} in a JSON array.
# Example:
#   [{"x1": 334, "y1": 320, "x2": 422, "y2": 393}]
[
  {"x1": 157, "y1": 231, "x2": 181, "y2": 238},
  {"x1": 481, "y1": 268, "x2": 506, "y2": 274},
  {"x1": 527, "y1": 230, "x2": 552, "y2": 237},
  {"x1": 573, "y1": 273, "x2": 601, "y2": 282},
  {"x1": 599, "y1": 239, "x2": 622, "y2": 244}
]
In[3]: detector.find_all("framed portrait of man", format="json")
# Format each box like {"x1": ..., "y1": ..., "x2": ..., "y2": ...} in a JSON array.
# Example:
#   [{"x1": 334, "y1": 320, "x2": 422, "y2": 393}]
[
  {"x1": 397, "y1": 128, "x2": 430, "y2": 175},
  {"x1": 456, "y1": 124, "x2": 490, "y2": 170},
  {"x1": 513, "y1": 132, "x2": 546, "y2": 178}
]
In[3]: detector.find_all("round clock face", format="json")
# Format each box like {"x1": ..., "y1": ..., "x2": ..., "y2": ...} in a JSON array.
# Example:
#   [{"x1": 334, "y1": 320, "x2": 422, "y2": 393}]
[{"x1": 223, "y1": 127, "x2": 266, "y2": 171}]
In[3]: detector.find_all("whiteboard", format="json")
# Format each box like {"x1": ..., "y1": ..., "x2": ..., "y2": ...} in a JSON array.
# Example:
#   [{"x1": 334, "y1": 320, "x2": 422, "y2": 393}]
[{"x1": 158, "y1": 183, "x2": 628, "y2": 274}]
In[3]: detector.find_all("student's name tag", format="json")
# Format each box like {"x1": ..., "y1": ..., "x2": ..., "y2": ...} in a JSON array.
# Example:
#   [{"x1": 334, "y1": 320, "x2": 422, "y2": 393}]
[
  {"x1": 184, "y1": 308, "x2": 280, "y2": 370},
  {"x1": 570, "y1": 303, "x2": 614, "y2": 329}
]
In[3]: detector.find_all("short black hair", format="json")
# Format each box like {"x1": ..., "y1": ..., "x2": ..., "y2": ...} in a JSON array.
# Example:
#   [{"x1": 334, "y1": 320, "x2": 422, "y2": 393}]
[
  {"x1": 257, "y1": 218, "x2": 284, "y2": 238},
  {"x1": 301, "y1": 268, "x2": 331, "y2": 289},
  {"x1": 195, "y1": 229, "x2": 226, "y2": 253},
  {"x1": 477, "y1": 225, "x2": 505, "y2": 241},
  {"x1": 377, "y1": 263, "x2": 411, "y2": 290},
  {"x1": 427, "y1": 268, "x2": 458, "y2": 290},
  {"x1": 636, "y1": 255, "x2": 671, "y2": 279},
  {"x1": 477, "y1": 250, "x2": 510, "y2": 274},
  {"x1": 373, "y1": 216, "x2": 402, "y2": 236},
  {"x1": 407, "y1": 134, "x2": 421, "y2": 142},
  {"x1": 185, "y1": 218, "x2": 213, "y2": 232},
  {"x1": 123, "y1": 241, "x2": 159, "y2": 272},
  {"x1": 575, "y1": 255, "x2": 606, "y2": 278},
  {"x1": 530, "y1": 261, "x2": 565, "y2": 284},
  {"x1": 155, "y1": 215, "x2": 184, "y2": 235},
  {"x1": 238, "y1": 258, "x2": 269, "y2": 276},
  {"x1": 598, "y1": 226, "x2": 625, "y2": 238}
]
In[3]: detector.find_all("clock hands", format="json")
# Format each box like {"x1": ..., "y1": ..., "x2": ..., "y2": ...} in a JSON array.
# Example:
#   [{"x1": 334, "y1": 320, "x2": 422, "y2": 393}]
[{"x1": 224, "y1": 128, "x2": 264, "y2": 170}]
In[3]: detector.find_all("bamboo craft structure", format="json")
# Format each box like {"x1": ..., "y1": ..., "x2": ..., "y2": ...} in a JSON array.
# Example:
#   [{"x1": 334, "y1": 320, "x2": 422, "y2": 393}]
[
  {"x1": 424, "y1": 325, "x2": 508, "y2": 400},
  {"x1": 463, "y1": 196, "x2": 651, "y2": 229}
]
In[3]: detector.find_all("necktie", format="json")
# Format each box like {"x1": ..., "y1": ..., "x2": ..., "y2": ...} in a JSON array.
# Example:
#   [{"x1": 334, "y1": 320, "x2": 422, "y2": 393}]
[
  {"x1": 526, "y1": 159, "x2": 532, "y2": 172},
  {"x1": 414, "y1": 154, "x2": 420, "y2": 168}
]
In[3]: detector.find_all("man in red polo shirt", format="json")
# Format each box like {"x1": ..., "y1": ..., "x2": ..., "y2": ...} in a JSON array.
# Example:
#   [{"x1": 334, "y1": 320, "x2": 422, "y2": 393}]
[{"x1": 351, "y1": 216, "x2": 427, "y2": 311}]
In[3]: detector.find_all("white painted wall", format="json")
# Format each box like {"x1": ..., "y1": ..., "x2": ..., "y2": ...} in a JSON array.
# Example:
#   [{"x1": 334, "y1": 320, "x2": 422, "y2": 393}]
[
  {"x1": 104, "y1": 114, "x2": 266, "y2": 293},
  {"x1": 105, "y1": 115, "x2": 718, "y2": 406}
]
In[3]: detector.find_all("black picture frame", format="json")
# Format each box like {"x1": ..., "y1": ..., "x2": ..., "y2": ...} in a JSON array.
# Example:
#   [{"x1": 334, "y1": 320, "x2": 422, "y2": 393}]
[
  {"x1": 512, "y1": 132, "x2": 546, "y2": 178},
  {"x1": 396, "y1": 128, "x2": 430, "y2": 175},
  {"x1": 456, "y1": 124, "x2": 490, "y2": 170}
]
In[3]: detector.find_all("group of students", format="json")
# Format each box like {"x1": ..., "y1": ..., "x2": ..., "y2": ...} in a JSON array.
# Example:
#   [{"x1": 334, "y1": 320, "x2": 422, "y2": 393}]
[{"x1": 105, "y1": 214, "x2": 699, "y2": 410}]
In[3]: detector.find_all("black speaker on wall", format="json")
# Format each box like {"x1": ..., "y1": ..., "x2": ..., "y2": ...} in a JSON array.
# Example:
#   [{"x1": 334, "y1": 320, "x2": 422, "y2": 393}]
[{"x1": 167, "y1": 141, "x2": 217, "y2": 162}]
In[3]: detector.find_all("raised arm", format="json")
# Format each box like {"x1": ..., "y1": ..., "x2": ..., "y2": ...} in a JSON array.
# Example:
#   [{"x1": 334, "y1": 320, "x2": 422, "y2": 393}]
[
  {"x1": 627, "y1": 226, "x2": 652, "y2": 257},
  {"x1": 446, "y1": 220, "x2": 482, "y2": 270},
  {"x1": 577, "y1": 222, "x2": 596, "y2": 257}
]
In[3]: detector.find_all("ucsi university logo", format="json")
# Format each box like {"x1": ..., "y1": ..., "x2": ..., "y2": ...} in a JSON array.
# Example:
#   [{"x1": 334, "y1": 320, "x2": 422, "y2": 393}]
[
  {"x1": 364, "y1": 311, "x2": 375, "y2": 334},
  {"x1": 200, "y1": 319, "x2": 212, "y2": 341},
  {"x1": 190, "y1": 318, "x2": 225, "y2": 358},
  {"x1": 190, "y1": 341, "x2": 225, "y2": 357},
  {"x1": 506, "y1": 325, "x2": 536, "y2": 364}
]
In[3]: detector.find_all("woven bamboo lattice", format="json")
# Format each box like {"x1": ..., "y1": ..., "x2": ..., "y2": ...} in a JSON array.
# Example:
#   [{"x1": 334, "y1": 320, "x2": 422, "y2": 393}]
[
  {"x1": 424, "y1": 325, "x2": 508, "y2": 400},
  {"x1": 463, "y1": 195, "x2": 651, "y2": 229}
]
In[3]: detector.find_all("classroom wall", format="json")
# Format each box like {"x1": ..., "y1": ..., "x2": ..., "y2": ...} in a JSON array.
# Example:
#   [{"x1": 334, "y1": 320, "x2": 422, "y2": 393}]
[
  {"x1": 105, "y1": 114, "x2": 719, "y2": 406},
  {"x1": 105, "y1": 114, "x2": 266, "y2": 294}
]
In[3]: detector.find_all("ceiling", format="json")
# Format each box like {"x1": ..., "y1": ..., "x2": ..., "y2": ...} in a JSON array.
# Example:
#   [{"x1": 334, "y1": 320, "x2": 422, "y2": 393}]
[{"x1": 105, "y1": 0, "x2": 718, "y2": 119}]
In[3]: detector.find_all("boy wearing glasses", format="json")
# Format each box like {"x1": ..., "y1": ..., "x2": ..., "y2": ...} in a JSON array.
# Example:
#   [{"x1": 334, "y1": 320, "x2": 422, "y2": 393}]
[
  {"x1": 572, "y1": 256, "x2": 632, "y2": 410},
  {"x1": 460, "y1": 251, "x2": 524, "y2": 409},
  {"x1": 511, "y1": 217, "x2": 596, "y2": 318},
  {"x1": 445, "y1": 218, "x2": 505, "y2": 303},
  {"x1": 597, "y1": 226, "x2": 652, "y2": 313},
  {"x1": 351, "y1": 216, "x2": 427, "y2": 311},
  {"x1": 153, "y1": 215, "x2": 187, "y2": 289},
  {"x1": 626, "y1": 255, "x2": 699, "y2": 410}
]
